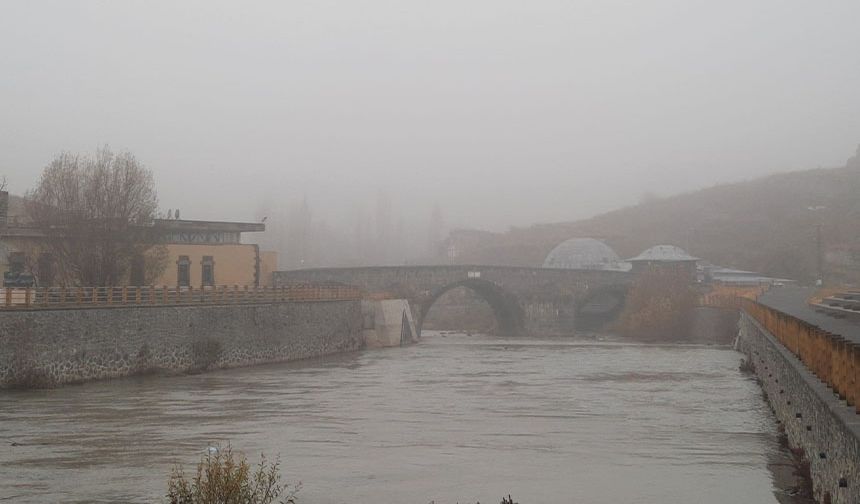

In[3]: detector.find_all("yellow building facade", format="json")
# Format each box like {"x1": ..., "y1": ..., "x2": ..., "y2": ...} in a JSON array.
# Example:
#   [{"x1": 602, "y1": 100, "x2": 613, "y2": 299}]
[
  {"x1": 0, "y1": 194, "x2": 278, "y2": 288},
  {"x1": 148, "y1": 219, "x2": 276, "y2": 287}
]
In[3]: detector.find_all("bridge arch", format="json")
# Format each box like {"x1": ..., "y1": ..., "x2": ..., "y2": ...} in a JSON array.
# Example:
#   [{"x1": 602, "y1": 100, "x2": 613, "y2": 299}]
[
  {"x1": 574, "y1": 286, "x2": 627, "y2": 330},
  {"x1": 417, "y1": 278, "x2": 525, "y2": 336}
]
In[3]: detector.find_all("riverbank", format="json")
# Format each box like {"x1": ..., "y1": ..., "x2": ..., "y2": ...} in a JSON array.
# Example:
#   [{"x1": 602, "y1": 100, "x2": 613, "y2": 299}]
[
  {"x1": 737, "y1": 311, "x2": 860, "y2": 503},
  {"x1": 1, "y1": 332, "x2": 807, "y2": 503},
  {"x1": 0, "y1": 300, "x2": 364, "y2": 388}
]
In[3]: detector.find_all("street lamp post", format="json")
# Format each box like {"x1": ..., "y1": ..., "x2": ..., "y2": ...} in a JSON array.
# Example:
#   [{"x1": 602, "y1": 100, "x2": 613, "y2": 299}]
[{"x1": 807, "y1": 206, "x2": 826, "y2": 286}]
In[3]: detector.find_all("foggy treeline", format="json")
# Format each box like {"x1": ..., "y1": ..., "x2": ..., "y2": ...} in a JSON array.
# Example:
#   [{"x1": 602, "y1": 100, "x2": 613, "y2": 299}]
[{"x1": 253, "y1": 191, "x2": 446, "y2": 269}]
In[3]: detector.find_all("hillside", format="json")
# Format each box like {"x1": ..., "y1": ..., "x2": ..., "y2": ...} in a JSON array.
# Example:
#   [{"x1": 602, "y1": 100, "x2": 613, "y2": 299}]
[{"x1": 448, "y1": 146, "x2": 860, "y2": 284}]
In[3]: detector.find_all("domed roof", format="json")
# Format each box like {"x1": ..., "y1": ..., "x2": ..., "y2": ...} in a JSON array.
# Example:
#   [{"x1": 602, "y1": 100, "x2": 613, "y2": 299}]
[
  {"x1": 628, "y1": 245, "x2": 698, "y2": 262},
  {"x1": 543, "y1": 238, "x2": 622, "y2": 270}
]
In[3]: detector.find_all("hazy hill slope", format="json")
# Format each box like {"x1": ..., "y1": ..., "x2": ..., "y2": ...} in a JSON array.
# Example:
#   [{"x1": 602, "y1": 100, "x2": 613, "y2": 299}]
[{"x1": 461, "y1": 153, "x2": 860, "y2": 283}]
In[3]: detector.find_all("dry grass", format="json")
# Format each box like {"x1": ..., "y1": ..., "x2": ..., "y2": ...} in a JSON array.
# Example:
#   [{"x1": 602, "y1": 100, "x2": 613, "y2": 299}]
[{"x1": 167, "y1": 445, "x2": 299, "y2": 504}]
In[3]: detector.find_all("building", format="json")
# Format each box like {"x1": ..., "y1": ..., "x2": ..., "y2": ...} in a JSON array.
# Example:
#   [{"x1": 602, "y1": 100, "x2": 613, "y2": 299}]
[
  {"x1": 149, "y1": 218, "x2": 275, "y2": 287},
  {"x1": 698, "y1": 263, "x2": 794, "y2": 286},
  {"x1": 439, "y1": 228, "x2": 500, "y2": 263},
  {"x1": 542, "y1": 237, "x2": 630, "y2": 271},
  {"x1": 627, "y1": 245, "x2": 699, "y2": 280},
  {"x1": 0, "y1": 191, "x2": 277, "y2": 287}
]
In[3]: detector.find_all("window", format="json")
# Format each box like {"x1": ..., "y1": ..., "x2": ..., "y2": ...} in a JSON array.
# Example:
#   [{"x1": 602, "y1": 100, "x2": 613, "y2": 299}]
[
  {"x1": 177, "y1": 255, "x2": 191, "y2": 287},
  {"x1": 8, "y1": 252, "x2": 25, "y2": 274},
  {"x1": 201, "y1": 256, "x2": 215, "y2": 287}
]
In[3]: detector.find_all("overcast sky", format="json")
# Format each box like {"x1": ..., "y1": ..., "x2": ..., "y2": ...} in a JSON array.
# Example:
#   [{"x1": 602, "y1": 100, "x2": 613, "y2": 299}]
[{"x1": 2, "y1": 0, "x2": 859, "y2": 230}]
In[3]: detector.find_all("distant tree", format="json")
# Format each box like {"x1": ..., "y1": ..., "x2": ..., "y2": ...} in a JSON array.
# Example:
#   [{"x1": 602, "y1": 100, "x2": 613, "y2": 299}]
[
  {"x1": 638, "y1": 191, "x2": 660, "y2": 204},
  {"x1": 286, "y1": 196, "x2": 313, "y2": 269},
  {"x1": 847, "y1": 143, "x2": 860, "y2": 169},
  {"x1": 427, "y1": 203, "x2": 444, "y2": 258},
  {"x1": 374, "y1": 189, "x2": 392, "y2": 262},
  {"x1": 26, "y1": 147, "x2": 166, "y2": 286}
]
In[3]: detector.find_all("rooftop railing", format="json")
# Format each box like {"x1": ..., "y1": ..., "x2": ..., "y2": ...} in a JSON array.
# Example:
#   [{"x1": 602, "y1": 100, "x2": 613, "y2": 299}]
[{"x1": 0, "y1": 284, "x2": 363, "y2": 310}]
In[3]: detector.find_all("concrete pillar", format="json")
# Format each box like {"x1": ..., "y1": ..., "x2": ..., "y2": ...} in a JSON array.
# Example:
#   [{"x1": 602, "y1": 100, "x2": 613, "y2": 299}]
[{"x1": 361, "y1": 299, "x2": 418, "y2": 348}]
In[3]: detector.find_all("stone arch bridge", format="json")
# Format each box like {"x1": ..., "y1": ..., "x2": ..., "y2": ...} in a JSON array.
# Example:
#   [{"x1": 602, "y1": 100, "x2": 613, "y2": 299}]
[{"x1": 273, "y1": 265, "x2": 632, "y2": 336}]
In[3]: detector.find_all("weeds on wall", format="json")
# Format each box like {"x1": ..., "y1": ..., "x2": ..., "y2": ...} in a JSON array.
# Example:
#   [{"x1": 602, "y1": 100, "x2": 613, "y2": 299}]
[
  {"x1": 4, "y1": 360, "x2": 55, "y2": 389},
  {"x1": 189, "y1": 337, "x2": 223, "y2": 373},
  {"x1": 2, "y1": 350, "x2": 57, "y2": 389}
]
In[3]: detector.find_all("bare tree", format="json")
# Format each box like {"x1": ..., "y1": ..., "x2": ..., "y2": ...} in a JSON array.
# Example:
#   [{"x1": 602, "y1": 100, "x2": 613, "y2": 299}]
[{"x1": 26, "y1": 147, "x2": 166, "y2": 286}]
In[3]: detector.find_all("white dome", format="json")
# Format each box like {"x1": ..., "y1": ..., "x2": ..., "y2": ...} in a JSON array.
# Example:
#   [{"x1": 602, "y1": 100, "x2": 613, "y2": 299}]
[
  {"x1": 543, "y1": 238, "x2": 622, "y2": 270},
  {"x1": 628, "y1": 245, "x2": 698, "y2": 262}
]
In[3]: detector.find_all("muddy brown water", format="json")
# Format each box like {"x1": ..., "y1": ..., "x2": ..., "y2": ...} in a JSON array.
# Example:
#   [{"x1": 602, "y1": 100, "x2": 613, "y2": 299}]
[{"x1": 1, "y1": 332, "x2": 803, "y2": 503}]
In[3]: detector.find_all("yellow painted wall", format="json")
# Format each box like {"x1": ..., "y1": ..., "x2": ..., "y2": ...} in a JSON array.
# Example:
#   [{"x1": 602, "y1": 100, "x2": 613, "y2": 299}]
[
  {"x1": 152, "y1": 243, "x2": 259, "y2": 287},
  {"x1": 259, "y1": 250, "x2": 278, "y2": 287},
  {"x1": 1, "y1": 236, "x2": 268, "y2": 288}
]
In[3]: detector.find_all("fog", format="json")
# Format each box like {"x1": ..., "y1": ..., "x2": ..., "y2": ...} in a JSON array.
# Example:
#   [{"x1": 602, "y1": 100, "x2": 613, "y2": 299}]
[{"x1": 2, "y1": 1, "x2": 860, "y2": 247}]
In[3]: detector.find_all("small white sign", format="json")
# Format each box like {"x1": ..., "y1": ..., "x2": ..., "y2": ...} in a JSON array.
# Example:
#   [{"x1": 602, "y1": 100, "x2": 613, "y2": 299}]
[{"x1": 467, "y1": 271, "x2": 481, "y2": 279}]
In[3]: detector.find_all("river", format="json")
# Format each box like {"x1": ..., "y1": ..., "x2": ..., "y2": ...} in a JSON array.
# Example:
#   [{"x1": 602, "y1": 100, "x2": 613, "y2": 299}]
[{"x1": 1, "y1": 332, "x2": 802, "y2": 503}]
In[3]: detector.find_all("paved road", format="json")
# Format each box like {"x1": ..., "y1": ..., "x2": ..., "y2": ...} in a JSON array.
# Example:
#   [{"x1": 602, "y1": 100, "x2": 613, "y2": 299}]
[{"x1": 758, "y1": 286, "x2": 860, "y2": 344}]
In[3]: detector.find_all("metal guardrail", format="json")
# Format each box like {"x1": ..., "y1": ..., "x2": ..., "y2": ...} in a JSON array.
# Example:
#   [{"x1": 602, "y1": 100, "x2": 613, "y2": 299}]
[
  {"x1": 698, "y1": 285, "x2": 858, "y2": 413},
  {"x1": 808, "y1": 288, "x2": 860, "y2": 320},
  {"x1": 0, "y1": 284, "x2": 363, "y2": 310},
  {"x1": 742, "y1": 298, "x2": 860, "y2": 415},
  {"x1": 699, "y1": 285, "x2": 768, "y2": 309}
]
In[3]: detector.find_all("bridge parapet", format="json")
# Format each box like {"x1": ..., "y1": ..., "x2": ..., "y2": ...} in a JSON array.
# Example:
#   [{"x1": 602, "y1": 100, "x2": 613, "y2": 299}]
[{"x1": 274, "y1": 265, "x2": 632, "y2": 335}]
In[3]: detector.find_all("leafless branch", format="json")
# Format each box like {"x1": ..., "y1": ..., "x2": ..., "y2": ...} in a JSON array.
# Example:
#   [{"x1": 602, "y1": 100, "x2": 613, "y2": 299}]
[{"x1": 25, "y1": 147, "x2": 165, "y2": 286}]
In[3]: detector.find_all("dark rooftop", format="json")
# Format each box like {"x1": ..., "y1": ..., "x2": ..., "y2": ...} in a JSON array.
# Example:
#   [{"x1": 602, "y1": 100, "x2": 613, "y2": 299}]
[{"x1": 152, "y1": 219, "x2": 265, "y2": 233}]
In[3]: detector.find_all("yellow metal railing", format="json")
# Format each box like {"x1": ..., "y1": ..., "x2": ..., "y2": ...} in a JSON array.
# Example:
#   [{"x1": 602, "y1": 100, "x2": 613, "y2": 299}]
[
  {"x1": 741, "y1": 297, "x2": 859, "y2": 415},
  {"x1": 0, "y1": 284, "x2": 363, "y2": 310},
  {"x1": 699, "y1": 285, "x2": 768, "y2": 309}
]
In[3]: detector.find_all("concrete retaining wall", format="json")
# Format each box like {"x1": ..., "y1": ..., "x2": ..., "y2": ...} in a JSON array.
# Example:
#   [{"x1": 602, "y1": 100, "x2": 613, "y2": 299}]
[
  {"x1": 0, "y1": 301, "x2": 364, "y2": 388},
  {"x1": 361, "y1": 299, "x2": 418, "y2": 348},
  {"x1": 738, "y1": 312, "x2": 860, "y2": 503}
]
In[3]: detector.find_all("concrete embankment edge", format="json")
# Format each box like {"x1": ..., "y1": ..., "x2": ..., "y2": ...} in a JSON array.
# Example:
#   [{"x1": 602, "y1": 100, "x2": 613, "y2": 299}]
[
  {"x1": 737, "y1": 311, "x2": 860, "y2": 503},
  {"x1": 0, "y1": 301, "x2": 365, "y2": 387}
]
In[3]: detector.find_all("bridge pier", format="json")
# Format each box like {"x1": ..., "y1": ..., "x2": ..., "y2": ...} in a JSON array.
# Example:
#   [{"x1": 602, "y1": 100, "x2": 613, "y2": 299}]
[{"x1": 361, "y1": 299, "x2": 418, "y2": 347}]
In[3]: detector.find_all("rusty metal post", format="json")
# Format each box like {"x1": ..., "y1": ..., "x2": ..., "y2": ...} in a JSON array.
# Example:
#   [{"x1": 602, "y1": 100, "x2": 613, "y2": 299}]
[
  {"x1": 847, "y1": 343, "x2": 857, "y2": 408},
  {"x1": 854, "y1": 345, "x2": 860, "y2": 414},
  {"x1": 834, "y1": 338, "x2": 846, "y2": 399}
]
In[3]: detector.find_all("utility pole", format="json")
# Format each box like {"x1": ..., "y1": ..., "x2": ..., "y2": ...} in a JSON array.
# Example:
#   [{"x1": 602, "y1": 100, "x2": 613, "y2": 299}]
[{"x1": 816, "y1": 223, "x2": 824, "y2": 286}]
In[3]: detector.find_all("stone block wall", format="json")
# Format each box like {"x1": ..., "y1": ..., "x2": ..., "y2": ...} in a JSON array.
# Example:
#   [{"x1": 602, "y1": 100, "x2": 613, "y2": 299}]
[
  {"x1": 0, "y1": 301, "x2": 364, "y2": 388},
  {"x1": 738, "y1": 312, "x2": 860, "y2": 503}
]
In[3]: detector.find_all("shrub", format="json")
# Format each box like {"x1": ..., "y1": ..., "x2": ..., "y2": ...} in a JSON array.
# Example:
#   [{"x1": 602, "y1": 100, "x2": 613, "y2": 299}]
[
  {"x1": 4, "y1": 349, "x2": 56, "y2": 389},
  {"x1": 5, "y1": 363, "x2": 55, "y2": 389},
  {"x1": 167, "y1": 445, "x2": 299, "y2": 504}
]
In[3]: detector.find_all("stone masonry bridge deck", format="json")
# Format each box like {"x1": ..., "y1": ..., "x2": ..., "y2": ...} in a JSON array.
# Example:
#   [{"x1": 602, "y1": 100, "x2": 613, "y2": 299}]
[{"x1": 274, "y1": 265, "x2": 632, "y2": 336}]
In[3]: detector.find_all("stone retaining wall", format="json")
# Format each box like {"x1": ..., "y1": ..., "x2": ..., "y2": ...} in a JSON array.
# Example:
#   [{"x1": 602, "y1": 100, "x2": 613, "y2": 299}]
[
  {"x1": 0, "y1": 301, "x2": 364, "y2": 388},
  {"x1": 738, "y1": 312, "x2": 860, "y2": 503}
]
